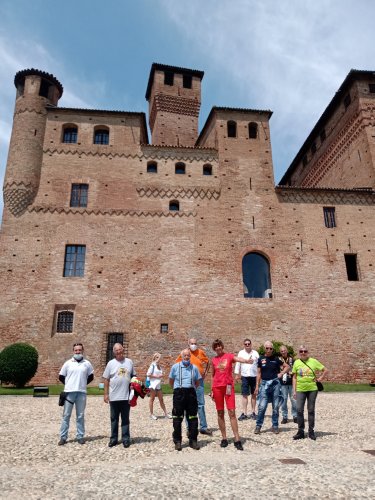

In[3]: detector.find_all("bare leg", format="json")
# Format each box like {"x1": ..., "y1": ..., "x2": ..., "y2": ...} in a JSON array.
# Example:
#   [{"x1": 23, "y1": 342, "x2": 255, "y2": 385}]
[
  {"x1": 157, "y1": 390, "x2": 167, "y2": 414},
  {"x1": 251, "y1": 393, "x2": 257, "y2": 413},
  {"x1": 217, "y1": 410, "x2": 226, "y2": 439},
  {"x1": 149, "y1": 390, "x2": 156, "y2": 415},
  {"x1": 241, "y1": 395, "x2": 248, "y2": 414},
  {"x1": 228, "y1": 409, "x2": 240, "y2": 441}
]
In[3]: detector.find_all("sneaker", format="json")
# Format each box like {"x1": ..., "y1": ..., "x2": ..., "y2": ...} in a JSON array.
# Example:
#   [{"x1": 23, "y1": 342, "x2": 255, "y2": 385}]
[
  {"x1": 189, "y1": 440, "x2": 200, "y2": 450},
  {"x1": 254, "y1": 426, "x2": 261, "y2": 435},
  {"x1": 293, "y1": 431, "x2": 305, "y2": 440},
  {"x1": 308, "y1": 430, "x2": 316, "y2": 440},
  {"x1": 234, "y1": 441, "x2": 243, "y2": 450},
  {"x1": 108, "y1": 440, "x2": 118, "y2": 448},
  {"x1": 293, "y1": 417, "x2": 298, "y2": 423},
  {"x1": 165, "y1": 413, "x2": 173, "y2": 419},
  {"x1": 272, "y1": 427, "x2": 279, "y2": 434},
  {"x1": 150, "y1": 414, "x2": 158, "y2": 420},
  {"x1": 238, "y1": 413, "x2": 248, "y2": 421},
  {"x1": 281, "y1": 418, "x2": 288, "y2": 424},
  {"x1": 58, "y1": 438, "x2": 66, "y2": 446},
  {"x1": 200, "y1": 429, "x2": 213, "y2": 436},
  {"x1": 77, "y1": 438, "x2": 85, "y2": 444},
  {"x1": 247, "y1": 412, "x2": 256, "y2": 419},
  {"x1": 175, "y1": 442, "x2": 182, "y2": 451},
  {"x1": 220, "y1": 439, "x2": 229, "y2": 448},
  {"x1": 123, "y1": 441, "x2": 131, "y2": 448}
]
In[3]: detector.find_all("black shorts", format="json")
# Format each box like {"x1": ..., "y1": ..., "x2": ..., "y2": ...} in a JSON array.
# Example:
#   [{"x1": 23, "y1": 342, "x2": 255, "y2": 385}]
[{"x1": 241, "y1": 376, "x2": 257, "y2": 396}]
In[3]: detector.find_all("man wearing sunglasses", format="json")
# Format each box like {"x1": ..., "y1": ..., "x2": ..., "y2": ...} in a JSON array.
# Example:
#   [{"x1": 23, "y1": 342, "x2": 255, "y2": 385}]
[
  {"x1": 254, "y1": 341, "x2": 289, "y2": 435},
  {"x1": 234, "y1": 339, "x2": 259, "y2": 420}
]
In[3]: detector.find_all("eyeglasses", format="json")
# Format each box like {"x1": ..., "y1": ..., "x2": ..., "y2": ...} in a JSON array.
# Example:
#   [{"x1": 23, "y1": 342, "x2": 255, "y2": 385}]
[
  {"x1": 299, "y1": 350, "x2": 308, "y2": 353},
  {"x1": 265, "y1": 347, "x2": 273, "y2": 350},
  {"x1": 244, "y1": 343, "x2": 251, "y2": 346}
]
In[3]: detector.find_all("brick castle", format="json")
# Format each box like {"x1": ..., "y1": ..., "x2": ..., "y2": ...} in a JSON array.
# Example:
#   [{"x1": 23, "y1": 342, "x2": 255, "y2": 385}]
[{"x1": 0, "y1": 63, "x2": 374, "y2": 383}]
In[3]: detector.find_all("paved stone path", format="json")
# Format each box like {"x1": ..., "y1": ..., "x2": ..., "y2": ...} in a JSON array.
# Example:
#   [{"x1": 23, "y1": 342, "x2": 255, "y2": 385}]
[{"x1": 0, "y1": 393, "x2": 374, "y2": 499}]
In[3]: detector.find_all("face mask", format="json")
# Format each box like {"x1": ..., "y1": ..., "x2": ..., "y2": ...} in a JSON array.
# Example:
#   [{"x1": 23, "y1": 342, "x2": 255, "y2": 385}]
[
  {"x1": 182, "y1": 360, "x2": 191, "y2": 367},
  {"x1": 189, "y1": 344, "x2": 197, "y2": 351},
  {"x1": 74, "y1": 354, "x2": 83, "y2": 361}
]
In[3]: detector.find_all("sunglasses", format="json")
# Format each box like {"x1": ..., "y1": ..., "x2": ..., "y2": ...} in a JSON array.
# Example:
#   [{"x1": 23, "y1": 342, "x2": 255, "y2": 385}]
[
  {"x1": 244, "y1": 343, "x2": 251, "y2": 346},
  {"x1": 265, "y1": 347, "x2": 273, "y2": 350},
  {"x1": 299, "y1": 350, "x2": 308, "y2": 353}
]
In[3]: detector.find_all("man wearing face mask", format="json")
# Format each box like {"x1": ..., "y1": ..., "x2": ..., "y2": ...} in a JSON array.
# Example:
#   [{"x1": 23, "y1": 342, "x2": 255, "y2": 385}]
[
  {"x1": 58, "y1": 343, "x2": 94, "y2": 445},
  {"x1": 169, "y1": 349, "x2": 202, "y2": 451},
  {"x1": 175, "y1": 337, "x2": 212, "y2": 436}
]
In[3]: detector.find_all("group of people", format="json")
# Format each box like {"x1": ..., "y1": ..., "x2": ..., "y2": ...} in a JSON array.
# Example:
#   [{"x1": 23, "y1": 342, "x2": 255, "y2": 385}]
[{"x1": 58, "y1": 337, "x2": 327, "y2": 449}]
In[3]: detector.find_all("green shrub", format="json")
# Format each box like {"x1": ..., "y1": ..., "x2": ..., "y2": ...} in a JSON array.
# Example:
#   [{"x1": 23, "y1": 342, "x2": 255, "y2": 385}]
[
  {"x1": 0, "y1": 343, "x2": 38, "y2": 387},
  {"x1": 258, "y1": 340, "x2": 295, "y2": 357}
]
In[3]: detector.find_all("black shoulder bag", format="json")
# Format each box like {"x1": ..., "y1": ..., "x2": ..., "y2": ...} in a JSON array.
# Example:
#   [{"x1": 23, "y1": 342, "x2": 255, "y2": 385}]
[{"x1": 301, "y1": 360, "x2": 324, "y2": 391}]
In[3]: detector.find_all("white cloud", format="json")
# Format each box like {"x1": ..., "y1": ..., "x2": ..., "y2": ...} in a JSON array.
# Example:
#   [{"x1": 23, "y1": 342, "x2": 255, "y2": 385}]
[{"x1": 160, "y1": 0, "x2": 375, "y2": 181}]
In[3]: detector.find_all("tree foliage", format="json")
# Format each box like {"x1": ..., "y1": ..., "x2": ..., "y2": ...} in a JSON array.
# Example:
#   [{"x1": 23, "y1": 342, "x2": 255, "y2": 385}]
[
  {"x1": 258, "y1": 340, "x2": 295, "y2": 357},
  {"x1": 0, "y1": 343, "x2": 38, "y2": 387}
]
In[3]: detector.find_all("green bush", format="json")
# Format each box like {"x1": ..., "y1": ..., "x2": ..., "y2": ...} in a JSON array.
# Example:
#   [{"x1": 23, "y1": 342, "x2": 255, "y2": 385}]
[
  {"x1": 0, "y1": 343, "x2": 38, "y2": 387},
  {"x1": 258, "y1": 340, "x2": 295, "y2": 357}
]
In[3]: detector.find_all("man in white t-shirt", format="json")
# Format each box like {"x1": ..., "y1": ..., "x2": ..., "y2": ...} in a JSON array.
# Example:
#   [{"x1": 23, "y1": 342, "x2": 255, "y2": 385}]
[
  {"x1": 58, "y1": 343, "x2": 94, "y2": 445},
  {"x1": 234, "y1": 339, "x2": 259, "y2": 420},
  {"x1": 103, "y1": 343, "x2": 135, "y2": 448}
]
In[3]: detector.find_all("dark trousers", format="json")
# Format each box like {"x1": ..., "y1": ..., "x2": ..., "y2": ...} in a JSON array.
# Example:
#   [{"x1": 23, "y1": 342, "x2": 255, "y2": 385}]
[
  {"x1": 172, "y1": 387, "x2": 198, "y2": 443},
  {"x1": 296, "y1": 390, "x2": 318, "y2": 432},
  {"x1": 110, "y1": 400, "x2": 130, "y2": 443}
]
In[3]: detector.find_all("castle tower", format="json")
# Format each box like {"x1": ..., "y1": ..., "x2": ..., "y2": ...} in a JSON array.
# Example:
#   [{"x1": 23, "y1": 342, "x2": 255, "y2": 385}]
[
  {"x1": 3, "y1": 69, "x2": 63, "y2": 216},
  {"x1": 145, "y1": 63, "x2": 204, "y2": 147}
]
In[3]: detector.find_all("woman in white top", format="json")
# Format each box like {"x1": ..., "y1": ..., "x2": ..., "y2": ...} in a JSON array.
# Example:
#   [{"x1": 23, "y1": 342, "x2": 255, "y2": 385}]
[{"x1": 147, "y1": 353, "x2": 172, "y2": 420}]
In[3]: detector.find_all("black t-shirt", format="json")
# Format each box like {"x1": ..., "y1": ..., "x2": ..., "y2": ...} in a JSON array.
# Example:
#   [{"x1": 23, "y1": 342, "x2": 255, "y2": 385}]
[{"x1": 257, "y1": 355, "x2": 283, "y2": 380}]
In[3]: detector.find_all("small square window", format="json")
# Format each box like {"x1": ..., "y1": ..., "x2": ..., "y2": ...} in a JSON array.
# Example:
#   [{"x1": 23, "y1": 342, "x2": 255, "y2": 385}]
[
  {"x1": 56, "y1": 311, "x2": 74, "y2": 333},
  {"x1": 368, "y1": 83, "x2": 375, "y2": 93},
  {"x1": 183, "y1": 74, "x2": 192, "y2": 89},
  {"x1": 160, "y1": 323, "x2": 168, "y2": 333},
  {"x1": 164, "y1": 71, "x2": 174, "y2": 86},
  {"x1": 175, "y1": 162, "x2": 186, "y2": 174},
  {"x1": 147, "y1": 162, "x2": 157, "y2": 173}
]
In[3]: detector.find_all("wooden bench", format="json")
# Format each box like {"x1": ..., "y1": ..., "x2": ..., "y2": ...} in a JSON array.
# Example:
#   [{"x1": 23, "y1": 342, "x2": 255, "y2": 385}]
[{"x1": 33, "y1": 386, "x2": 49, "y2": 397}]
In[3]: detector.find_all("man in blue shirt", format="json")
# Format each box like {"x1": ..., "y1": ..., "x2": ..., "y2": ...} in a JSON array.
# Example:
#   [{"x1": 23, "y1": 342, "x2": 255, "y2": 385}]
[{"x1": 169, "y1": 348, "x2": 202, "y2": 451}]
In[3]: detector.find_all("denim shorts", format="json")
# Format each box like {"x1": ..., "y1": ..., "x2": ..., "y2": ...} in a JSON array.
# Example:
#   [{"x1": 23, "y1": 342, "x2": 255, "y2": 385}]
[{"x1": 241, "y1": 376, "x2": 257, "y2": 396}]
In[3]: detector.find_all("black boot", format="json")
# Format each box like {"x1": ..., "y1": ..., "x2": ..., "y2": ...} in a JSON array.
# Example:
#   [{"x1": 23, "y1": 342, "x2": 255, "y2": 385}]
[{"x1": 293, "y1": 431, "x2": 305, "y2": 440}]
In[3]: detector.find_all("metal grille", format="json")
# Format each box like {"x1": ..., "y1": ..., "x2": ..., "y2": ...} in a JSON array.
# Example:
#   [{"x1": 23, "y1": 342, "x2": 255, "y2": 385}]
[
  {"x1": 63, "y1": 127, "x2": 78, "y2": 143},
  {"x1": 56, "y1": 311, "x2": 74, "y2": 333},
  {"x1": 94, "y1": 129, "x2": 109, "y2": 145},
  {"x1": 106, "y1": 333, "x2": 124, "y2": 363}
]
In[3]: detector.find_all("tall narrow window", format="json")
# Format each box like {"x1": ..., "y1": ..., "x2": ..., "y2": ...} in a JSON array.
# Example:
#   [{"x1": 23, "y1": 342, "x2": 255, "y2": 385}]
[
  {"x1": 169, "y1": 200, "x2": 179, "y2": 211},
  {"x1": 242, "y1": 252, "x2": 272, "y2": 298},
  {"x1": 56, "y1": 311, "x2": 74, "y2": 333},
  {"x1": 323, "y1": 207, "x2": 336, "y2": 228},
  {"x1": 227, "y1": 120, "x2": 237, "y2": 138},
  {"x1": 164, "y1": 71, "x2": 174, "y2": 86},
  {"x1": 70, "y1": 184, "x2": 88, "y2": 207},
  {"x1": 106, "y1": 333, "x2": 124, "y2": 363},
  {"x1": 175, "y1": 162, "x2": 186, "y2": 174},
  {"x1": 63, "y1": 245, "x2": 86, "y2": 277},
  {"x1": 203, "y1": 164, "x2": 212, "y2": 175},
  {"x1": 183, "y1": 74, "x2": 192, "y2": 89},
  {"x1": 39, "y1": 79, "x2": 51, "y2": 98},
  {"x1": 344, "y1": 254, "x2": 359, "y2": 281},
  {"x1": 248, "y1": 122, "x2": 258, "y2": 139},
  {"x1": 94, "y1": 128, "x2": 109, "y2": 145},
  {"x1": 63, "y1": 126, "x2": 78, "y2": 144},
  {"x1": 147, "y1": 161, "x2": 157, "y2": 173}
]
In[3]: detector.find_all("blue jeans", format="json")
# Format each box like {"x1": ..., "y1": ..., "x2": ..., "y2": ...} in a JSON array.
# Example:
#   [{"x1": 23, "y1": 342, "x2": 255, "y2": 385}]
[
  {"x1": 185, "y1": 379, "x2": 208, "y2": 431},
  {"x1": 60, "y1": 391, "x2": 87, "y2": 440},
  {"x1": 256, "y1": 379, "x2": 281, "y2": 428},
  {"x1": 280, "y1": 384, "x2": 297, "y2": 419}
]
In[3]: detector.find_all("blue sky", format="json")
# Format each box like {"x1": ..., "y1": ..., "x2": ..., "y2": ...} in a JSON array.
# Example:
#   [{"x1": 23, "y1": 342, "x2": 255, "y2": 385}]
[{"x1": 0, "y1": 0, "x2": 374, "y2": 220}]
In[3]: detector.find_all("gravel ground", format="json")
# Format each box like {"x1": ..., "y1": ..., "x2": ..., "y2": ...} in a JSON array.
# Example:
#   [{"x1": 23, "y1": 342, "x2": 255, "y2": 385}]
[{"x1": 0, "y1": 393, "x2": 374, "y2": 499}]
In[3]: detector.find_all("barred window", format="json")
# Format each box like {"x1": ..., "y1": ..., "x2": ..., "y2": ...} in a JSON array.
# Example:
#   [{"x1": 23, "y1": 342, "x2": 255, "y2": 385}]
[
  {"x1": 63, "y1": 126, "x2": 78, "y2": 144},
  {"x1": 106, "y1": 333, "x2": 124, "y2": 363},
  {"x1": 160, "y1": 323, "x2": 168, "y2": 333},
  {"x1": 323, "y1": 207, "x2": 336, "y2": 228},
  {"x1": 57, "y1": 311, "x2": 74, "y2": 333},
  {"x1": 94, "y1": 128, "x2": 109, "y2": 145},
  {"x1": 70, "y1": 184, "x2": 88, "y2": 207},
  {"x1": 63, "y1": 245, "x2": 86, "y2": 277}
]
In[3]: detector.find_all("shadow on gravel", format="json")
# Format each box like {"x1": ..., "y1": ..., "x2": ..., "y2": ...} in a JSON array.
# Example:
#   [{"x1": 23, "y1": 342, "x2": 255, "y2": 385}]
[
  {"x1": 82, "y1": 435, "x2": 107, "y2": 443},
  {"x1": 131, "y1": 436, "x2": 159, "y2": 444}
]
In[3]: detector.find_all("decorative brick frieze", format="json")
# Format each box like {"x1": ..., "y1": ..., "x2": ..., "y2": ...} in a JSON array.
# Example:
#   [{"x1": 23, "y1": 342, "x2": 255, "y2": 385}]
[
  {"x1": 277, "y1": 188, "x2": 375, "y2": 205},
  {"x1": 137, "y1": 186, "x2": 221, "y2": 200},
  {"x1": 28, "y1": 205, "x2": 197, "y2": 217}
]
